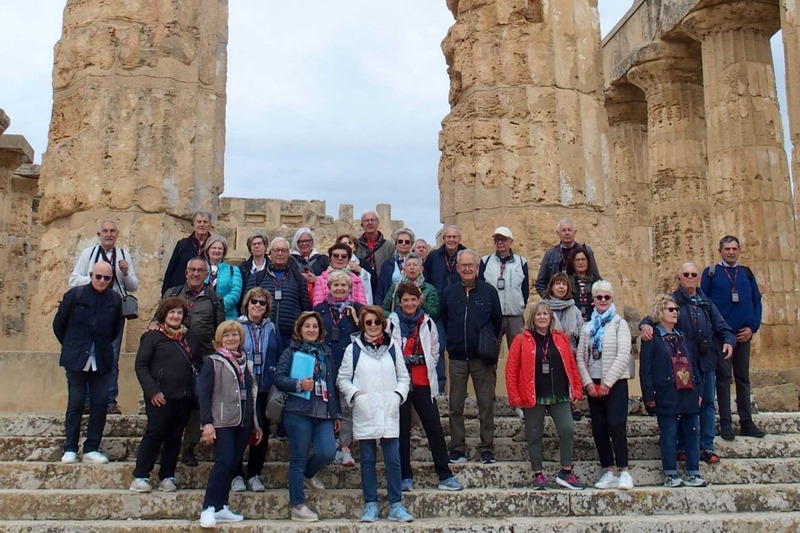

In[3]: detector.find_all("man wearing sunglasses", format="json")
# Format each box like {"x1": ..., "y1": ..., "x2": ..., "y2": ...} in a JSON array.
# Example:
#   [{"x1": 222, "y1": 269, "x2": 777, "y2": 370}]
[
  {"x1": 68, "y1": 219, "x2": 139, "y2": 415},
  {"x1": 54, "y1": 261, "x2": 123, "y2": 465},
  {"x1": 641, "y1": 263, "x2": 735, "y2": 462}
]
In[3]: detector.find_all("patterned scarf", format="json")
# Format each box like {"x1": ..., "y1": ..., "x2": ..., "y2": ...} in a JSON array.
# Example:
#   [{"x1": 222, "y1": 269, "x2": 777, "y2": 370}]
[
  {"x1": 325, "y1": 291, "x2": 353, "y2": 314},
  {"x1": 583, "y1": 303, "x2": 617, "y2": 355},
  {"x1": 216, "y1": 347, "x2": 246, "y2": 387},
  {"x1": 400, "y1": 272, "x2": 426, "y2": 288},
  {"x1": 299, "y1": 341, "x2": 327, "y2": 382},
  {"x1": 158, "y1": 323, "x2": 191, "y2": 356}
]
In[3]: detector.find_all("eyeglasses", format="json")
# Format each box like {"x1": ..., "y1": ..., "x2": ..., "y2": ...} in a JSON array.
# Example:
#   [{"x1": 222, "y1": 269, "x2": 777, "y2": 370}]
[
  {"x1": 297, "y1": 239, "x2": 312, "y2": 244},
  {"x1": 594, "y1": 295, "x2": 612, "y2": 301},
  {"x1": 458, "y1": 263, "x2": 476, "y2": 270},
  {"x1": 494, "y1": 237, "x2": 508, "y2": 243},
  {"x1": 666, "y1": 306, "x2": 680, "y2": 313},
  {"x1": 363, "y1": 319, "x2": 381, "y2": 327},
  {"x1": 331, "y1": 253, "x2": 349, "y2": 259},
  {"x1": 681, "y1": 272, "x2": 699, "y2": 278},
  {"x1": 93, "y1": 274, "x2": 112, "y2": 281},
  {"x1": 250, "y1": 299, "x2": 267, "y2": 307},
  {"x1": 271, "y1": 248, "x2": 289, "y2": 254},
  {"x1": 574, "y1": 258, "x2": 588, "y2": 262},
  {"x1": 396, "y1": 239, "x2": 411, "y2": 245},
  {"x1": 187, "y1": 267, "x2": 207, "y2": 273}
]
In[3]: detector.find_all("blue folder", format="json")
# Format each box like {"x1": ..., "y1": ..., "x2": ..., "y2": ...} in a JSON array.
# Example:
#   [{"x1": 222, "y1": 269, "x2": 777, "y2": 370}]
[{"x1": 288, "y1": 351, "x2": 316, "y2": 400}]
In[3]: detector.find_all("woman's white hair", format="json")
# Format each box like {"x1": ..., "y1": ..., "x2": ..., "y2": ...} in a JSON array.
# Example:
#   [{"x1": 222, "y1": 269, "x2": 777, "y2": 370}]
[{"x1": 591, "y1": 279, "x2": 614, "y2": 297}]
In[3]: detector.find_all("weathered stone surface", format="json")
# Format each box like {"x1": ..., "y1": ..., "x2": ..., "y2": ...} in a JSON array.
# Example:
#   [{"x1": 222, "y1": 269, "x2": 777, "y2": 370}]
[
  {"x1": 755, "y1": 383, "x2": 800, "y2": 411},
  {"x1": 0, "y1": 108, "x2": 9, "y2": 135},
  {"x1": 781, "y1": 0, "x2": 800, "y2": 258}
]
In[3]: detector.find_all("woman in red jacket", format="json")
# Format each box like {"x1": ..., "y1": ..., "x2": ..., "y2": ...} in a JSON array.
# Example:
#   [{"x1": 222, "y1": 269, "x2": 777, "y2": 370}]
[{"x1": 506, "y1": 302, "x2": 585, "y2": 491}]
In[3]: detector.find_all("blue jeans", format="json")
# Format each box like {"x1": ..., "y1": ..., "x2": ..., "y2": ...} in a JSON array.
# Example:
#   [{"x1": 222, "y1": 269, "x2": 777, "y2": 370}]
[
  {"x1": 283, "y1": 412, "x2": 336, "y2": 506},
  {"x1": 84, "y1": 330, "x2": 123, "y2": 406},
  {"x1": 677, "y1": 371, "x2": 716, "y2": 451},
  {"x1": 360, "y1": 438, "x2": 402, "y2": 505},
  {"x1": 657, "y1": 413, "x2": 700, "y2": 476},
  {"x1": 202, "y1": 425, "x2": 252, "y2": 510},
  {"x1": 65, "y1": 369, "x2": 110, "y2": 453}
]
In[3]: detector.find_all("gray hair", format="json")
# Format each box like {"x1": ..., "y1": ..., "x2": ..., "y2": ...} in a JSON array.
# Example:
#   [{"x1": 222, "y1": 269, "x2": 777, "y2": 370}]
[
  {"x1": 291, "y1": 227, "x2": 316, "y2": 253},
  {"x1": 192, "y1": 211, "x2": 212, "y2": 222},
  {"x1": 443, "y1": 224, "x2": 461, "y2": 237},
  {"x1": 404, "y1": 253, "x2": 423, "y2": 267},
  {"x1": 327, "y1": 270, "x2": 352, "y2": 288},
  {"x1": 203, "y1": 234, "x2": 228, "y2": 258},
  {"x1": 269, "y1": 237, "x2": 290, "y2": 251},
  {"x1": 393, "y1": 227, "x2": 416, "y2": 242},
  {"x1": 361, "y1": 210, "x2": 379, "y2": 222},
  {"x1": 677, "y1": 262, "x2": 698, "y2": 276},
  {"x1": 557, "y1": 217, "x2": 575, "y2": 230},
  {"x1": 97, "y1": 219, "x2": 118, "y2": 232},
  {"x1": 591, "y1": 279, "x2": 614, "y2": 297},
  {"x1": 457, "y1": 249, "x2": 479, "y2": 265},
  {"x1": 186, "y1": 256, "x2": 209, "y2": 270}
]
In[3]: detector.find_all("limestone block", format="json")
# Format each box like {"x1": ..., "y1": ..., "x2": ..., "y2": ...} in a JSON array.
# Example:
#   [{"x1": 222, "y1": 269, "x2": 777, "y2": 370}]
[
  {"x1": 0, "y1": 108, "x2": 9, "y2": 135},
  {"x1": 754, "y1": 383, "x2": 800, "y2": 411}
]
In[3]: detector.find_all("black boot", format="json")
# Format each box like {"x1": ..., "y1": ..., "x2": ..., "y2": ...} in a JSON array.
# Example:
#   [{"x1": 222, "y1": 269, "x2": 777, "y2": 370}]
[{"x1": 740, "y1": 420, "x2": 766, "y2": 438}]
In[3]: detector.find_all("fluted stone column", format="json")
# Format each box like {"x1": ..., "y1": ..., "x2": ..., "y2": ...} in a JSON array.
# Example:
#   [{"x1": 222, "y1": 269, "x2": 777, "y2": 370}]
[
  {"x1": 627, "y1": 41, "x2": 712, "y2": 293},
  {"x1": 780, "y1": 0, "x2": 800, "y2": 231},
  {"x1": 439, "y1": 0, "x2": 613, "y2": 274},
  {"x1": 28, "y1": 0, "x2": 228, "y2": 351},
  {"x1": 683, "y1": 0, "x2": 800, "y2": 367},
  {"x1": 605, "y1": 84, "x2": 652, "y2": 313}
]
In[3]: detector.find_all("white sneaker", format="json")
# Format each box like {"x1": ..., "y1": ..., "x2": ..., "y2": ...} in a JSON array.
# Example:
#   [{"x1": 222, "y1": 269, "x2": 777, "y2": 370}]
[
  {"x1": 339, "y1": 448, "x2": 356, "y2": 467},
  {"x1": 594, "y1": 471, "x2": 619, "y2": 490},
  {"x1": 214, "y1": 505, "x2": 244, "y2": 523},
  {"x1": 82, "y1": 451, "x2": 109, "y2": 464},
  {"x1": 304, "y1": 475, "x2": 325, "y2": 491},
  {"x1": 247, "y1": 475, "x2": 266, "y2": 492},
  {"x1": 158, "y1": 477, "x2": 177, "y2": 492},
  {"x1": 199, "y1": 506, "x2": 216, "y2": 528},
  {"x1": 617, "y1": 471, "x2": 634, "y2": 490},
  {"x1": 129, "y1": 478, "x2": 152, "y2": 493},
  {"x1": 231, "y1": 475, "x2": 246, "y2": 492},
  {"x1": 60, "y1": 451, "x2": 78, "y2": 464}
]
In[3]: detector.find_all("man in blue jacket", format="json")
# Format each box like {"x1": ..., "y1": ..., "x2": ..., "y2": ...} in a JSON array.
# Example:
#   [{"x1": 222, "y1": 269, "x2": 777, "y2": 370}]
[
  {"x1": 440, "y1": 249, "x2": 502, "y2": 465},
  {"x1": 54, "y1": 261, "x2": 123, "y2": 465},
  {"x1": 701, "y1": 236, "x2": 765, "y2": 439}
]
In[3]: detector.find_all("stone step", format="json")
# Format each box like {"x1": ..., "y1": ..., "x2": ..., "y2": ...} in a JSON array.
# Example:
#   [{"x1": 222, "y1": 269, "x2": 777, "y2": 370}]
[
  {"x1": 1, "y1": 457, "x2": 798, "y2": 491},
  {"x1": 2, "y1": 432, "x2": 796, "y2": 463},
  {"x1": 1, "y1": 483, "x2": 800, "y2": 520},
  {"x1": 3, "y1": 512, "x2": 800, "y2": 533},
  {"x1": 3, "y1": 411, "x2": 797, "y2": 439}
]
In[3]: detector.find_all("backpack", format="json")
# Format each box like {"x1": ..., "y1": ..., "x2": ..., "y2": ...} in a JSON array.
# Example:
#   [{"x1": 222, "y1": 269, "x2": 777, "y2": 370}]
[
  {"x1": 169, "y1": 286, "x2": 223, "y2": 327},
  {"x1": 706, "y1": 264, "x2": 755, "y2": 300},
  {"x1": 352, "y1": 341, "x2": 397, "y2": 374}
]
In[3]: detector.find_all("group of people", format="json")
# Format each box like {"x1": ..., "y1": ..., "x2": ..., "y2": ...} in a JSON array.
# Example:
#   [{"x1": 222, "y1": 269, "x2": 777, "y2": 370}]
[{"x1": 52, "y1": 211, "x2": 765, "y2": 525}]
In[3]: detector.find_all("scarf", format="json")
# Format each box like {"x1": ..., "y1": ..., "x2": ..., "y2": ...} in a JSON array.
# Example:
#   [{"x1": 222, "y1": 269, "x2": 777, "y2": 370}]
[
  {"x1": 159, "y1": 322, "x2": 191, "y2": 358},
  {"x1": 583, "y1": 303, "x2": 617, "y2": 355},
  {"x1": 400, "y1": 272, "x2": 425, "y2": 288},
  {"x1": 216, "y1": 347, "x2": 246, "y2": 387},
  {"x1": 327, "y1": 265, "x2": 351, "y2": 276},
  {"x1": 542, "y1": 297, "x2": 583, "y2": 339},
  {"x1": 398, "y1": 307, "x2": 424, "y2": 338},
  {"x1": 362, "y1": 330, "x2": 384, "y2": 346},
  {"x1": 325, "y1": 292, "x2": 353, "y2": 314},
  {"x1": 299, "y1": 341, "x2": 327, "y2": 382}
]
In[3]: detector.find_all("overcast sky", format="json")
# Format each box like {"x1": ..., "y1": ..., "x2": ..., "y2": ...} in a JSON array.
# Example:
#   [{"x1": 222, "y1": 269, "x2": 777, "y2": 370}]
[{"x1": 0, "y1": 1, "x2": 790, "y2": 243}]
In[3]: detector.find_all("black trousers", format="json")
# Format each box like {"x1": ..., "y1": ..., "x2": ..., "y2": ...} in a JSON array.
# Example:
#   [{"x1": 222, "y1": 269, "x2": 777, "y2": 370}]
[
  {"x1": 587, "y1": 379, "x2": 629, "y2": 469},
  {"x1": 235, "y1": 392, "x2": 270, "y2": 479},
  {"x1": 716, "y1": 339, "x2": 753, "y2": 425},
  {"x1": 400, "y1": 385, "x2": 452, "y2": 481},
  {"x1": 133, "y1": 397, "x2": 193, "y2": 480}
]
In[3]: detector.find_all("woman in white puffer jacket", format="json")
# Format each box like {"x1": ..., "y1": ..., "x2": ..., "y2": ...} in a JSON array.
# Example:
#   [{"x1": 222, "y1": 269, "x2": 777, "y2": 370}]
[{"x1": 337, "y1": 305, "x2": 412, "y2": 523}]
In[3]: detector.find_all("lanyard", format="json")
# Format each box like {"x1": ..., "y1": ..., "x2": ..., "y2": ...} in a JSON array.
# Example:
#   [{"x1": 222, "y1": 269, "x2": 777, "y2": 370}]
[
  {"x1": 722, "y1": 265, "x2": 739, "y2": 292},
  {"x1": 664, "y1": 334, "x2": 687, "y2": 362},
  {"x1": 535, "y1": 335, "x2": 552, "y2": 362},
  {"x1": 247, "y1": 322, "x2": 262, "y2": 354}
]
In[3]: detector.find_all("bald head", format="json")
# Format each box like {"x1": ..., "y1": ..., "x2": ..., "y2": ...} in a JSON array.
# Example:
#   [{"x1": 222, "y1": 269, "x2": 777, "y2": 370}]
[
  {"x1": 90, "y1": 261, "x2": 114, "y2": 292},
  {"x1": 677, "y1": 262, "x2": 700, "y2": 295}
]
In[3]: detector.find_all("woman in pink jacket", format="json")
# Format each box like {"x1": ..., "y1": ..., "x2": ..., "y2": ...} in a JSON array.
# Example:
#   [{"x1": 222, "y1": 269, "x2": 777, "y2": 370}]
[{"x1": 313, "y1": 243, "x2": 368, "y2": 306}]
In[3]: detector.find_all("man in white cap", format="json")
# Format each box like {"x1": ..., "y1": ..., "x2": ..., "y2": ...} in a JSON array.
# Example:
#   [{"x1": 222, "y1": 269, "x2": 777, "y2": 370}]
[{"x1": 479, "y1": 226, "x2": 529, "y2": 350}]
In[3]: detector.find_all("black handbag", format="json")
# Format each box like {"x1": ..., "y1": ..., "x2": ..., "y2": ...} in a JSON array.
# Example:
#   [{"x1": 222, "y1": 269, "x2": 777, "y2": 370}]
[
  {"x1": 476, "y1": 327, "x2": 500, "y2": 363},
  {"x1": 173, "y1": 341, "x2": 200, "y2": 398},
  {"x1": 266, "y1": 384, "x2": 287, "y2": 423}
]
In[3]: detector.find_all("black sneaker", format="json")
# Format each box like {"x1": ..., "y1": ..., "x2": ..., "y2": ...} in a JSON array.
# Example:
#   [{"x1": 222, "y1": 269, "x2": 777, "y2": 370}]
[
  {"x1": 740, "y1": 421, "x2": 766, "y2": 438},
  {"x1": 480, "y1": 451, "x2": 496, "y2": 464},
  {"x1": 720, "y1": 424, "x2": 736, "y2": 441},
  {"x1": 448, "y1": 451, "x2": 467, "y2": 464},
  {"x1": 572, "y1": 410, "x2": 582, "y2": 422},
  {"x1": 181, "y1": 450, "x2": 198, "y2": 467}
]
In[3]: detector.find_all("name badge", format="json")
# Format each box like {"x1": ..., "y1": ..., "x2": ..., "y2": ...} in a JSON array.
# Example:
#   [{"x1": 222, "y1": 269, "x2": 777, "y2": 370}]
[
  {"x1": 331, "y1": 329, "x2": 340, "y2": 341},
  {"x1": 541, "y1": 362, "x2": 550, "y2": 375},
  {"x1": 496, "y1": 278, "x2": 505, "y2": 290},
  {"x1": 274, "y1": 290, "x2": 283, "y2": 301},
  {"x1": 254, "y1": 352, "x2": 262, "y2": 366},
  {"x1": 239, "y1": 388, "x2": 247, "y2": 400},
  {"x1": 731, "y1": 291, "x2": 739, "y2": 303}
]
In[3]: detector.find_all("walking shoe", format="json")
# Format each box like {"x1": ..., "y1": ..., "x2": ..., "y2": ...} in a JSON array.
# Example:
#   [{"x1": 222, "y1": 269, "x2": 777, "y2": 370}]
[
  {"x1": 448, "y1": 451, "x2": 467, "y2": 464},
  {"x1": 720, "y1": 424, "x2": 736, "y2": 441},
  {"x1": 129, "y1": 478, "x2": 152, "y2": 493},
  {"x1": 512, "y1": 426, "x2": 527, "y2": 442},
  {"x1": 199, "y1": 506, "x2": 216, "y2": 528},
  {"x1": 676, "y1": 450, "x2": 686, "y2": 462},
  {"x1": 247, "y1": 475, "x2": 265, "y2": 492},
  {"x1": 181, "y1": 450, "x2": 198, "y2": 467},
  {"x1": 360, "y1": 502, "x2": 379, "y2": 522},
  {"x1": 594, "y1": 471, "x2": 619, "y2": 490},
  {"x1": 214, "y1": 505, "x2": 244, "y2": 523},
  {"x1": 700, "y1": 450, "x2": 721, "y2": 464},
  {"x1": 107, "y1": 402, "x2": 122, "y2": 415},
  {"x1": 480, "y1": 451, "x2": 496, "y2": 464},
  {"x1": 555, "y1": 470, "x2": 585, "y2": 490},
  {"x1": 158, "y1": 477, "x2": 176, "y2": 492},
  {"x1": 82, "y1": 451, "x2": 109, "y2": 464},
  {"x1": 304, "y1": 475, "x2": 325, "y2": 491},
  {"x1": 401, "y1": 478, "x2": 414, "y2": 492},
  {"x1": 388, "y1": 502, "x2": 414, "y2": 522},
  {"x1": 339, "y1": 447, "x2": 355, "y2": 467},
  {"x1": 740, "y1": 421, "x2": 766, "y2": 438},
  {"x1": 572, "y1": 409, "x2": 583, "y2": 422},
  {"x1": 663, "y1": 474, "x2": 684, "y2": 488},
  {"x1": 617, "y1": 471, "x2": 634, "y2": 490},
  {"x1": 438, "y1": 476, "x2": 464, "y2": 491},
  {"x1": 533, "y1": 472, "x2": 547, "y2": 491},
  {"x1": 60, "y1": 451, "x2": 78, "y2": 464},
  {"x1": 231, "y1": 475, "x2": 246, "y2": 492},
  {"x1": 291, "y1": 504, "x2": 319, "y2": 522},
  {"x1": 683, "y1": 474, "x2": 708, "y2": 487}
]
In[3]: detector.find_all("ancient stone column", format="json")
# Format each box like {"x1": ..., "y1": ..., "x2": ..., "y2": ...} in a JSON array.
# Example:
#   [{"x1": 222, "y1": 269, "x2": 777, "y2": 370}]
[
  {"x1": 683, "y1": 0, "x2": 800, "y2": 367},
  {"x1": 27, "y1": 0, "x2": 228, "y2": 351},
  {"x1": 780, "y1": 0, "x2": 800, "y2": 227},
  {"x1": 604, "y1": 83, "x2": 651, "y2": 314},
  {"x1": 626, "y1": 41, "x2": 712, "y2": 293},
  {"x1": 439, "y1": 0, "x2": 614, "y2": 274}
]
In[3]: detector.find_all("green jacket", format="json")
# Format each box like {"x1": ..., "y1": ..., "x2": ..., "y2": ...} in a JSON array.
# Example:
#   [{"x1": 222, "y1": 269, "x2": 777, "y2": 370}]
[{"x1": 383, "y1": 281, "x2": 439, "y2": 320}]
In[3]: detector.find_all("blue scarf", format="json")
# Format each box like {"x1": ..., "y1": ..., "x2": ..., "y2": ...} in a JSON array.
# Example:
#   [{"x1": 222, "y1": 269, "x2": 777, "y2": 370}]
[
  {"x1": 583, "y1": 303, "x2": 616, "y2": 355},
  {"x1": 299, "y1": 341, "x2": 327, "y2": 381},
  {"x1": 398, "y1": 307, "x2": 424, "y2": 338}
]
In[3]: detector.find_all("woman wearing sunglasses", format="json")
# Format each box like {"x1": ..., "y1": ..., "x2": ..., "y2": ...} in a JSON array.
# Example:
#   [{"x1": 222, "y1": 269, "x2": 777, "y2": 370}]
[
  {"x1": 640, "y1": 294, "x2": 706, "y2": 488},
  {"x1": 229, "y1": 288, "x2": 278, "y2": 493},
  {"x1": 376, "y1": 228, "x2": 416, "y2": 305},
  {"x1": 337, "y1": 306, "x2": 413, "y2": 522},
  {"x1": 576, "y1": 280, "x2": 633, "y2": 490}
]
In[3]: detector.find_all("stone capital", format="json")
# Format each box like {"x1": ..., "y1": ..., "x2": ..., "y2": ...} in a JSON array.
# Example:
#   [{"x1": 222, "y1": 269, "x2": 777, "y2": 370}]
[
  {"x1": 682, "y1": 0, "x2": 781, "y2": 41},
  {"x1": 626, "y1": 41, "x2": 703, "y2": 95},
  {"x1": 446, "y1": 0, "x2": 459, "y2": 18},
  {"x1": 605, "y1": 84, "x2": 647, "y2": 125},
  {"x1": 0, "y1": 108, "x2": 9, "y2": 136}
]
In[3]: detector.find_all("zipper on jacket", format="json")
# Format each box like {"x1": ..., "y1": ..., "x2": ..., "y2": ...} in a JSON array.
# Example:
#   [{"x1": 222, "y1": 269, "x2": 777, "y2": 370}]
[{"x1": 463, "y1": 289, "x2": 470, "y2": 360}]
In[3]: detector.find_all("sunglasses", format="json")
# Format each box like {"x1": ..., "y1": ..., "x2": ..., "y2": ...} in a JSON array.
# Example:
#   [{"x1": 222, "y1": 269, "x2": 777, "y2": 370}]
[
  {"x1": 250, "y1": 299, "x2": 267, "y2": 307},
  {"x1": 331, "y1": 253, "x2": 349, "y2": 259},
  {"x1": 666, "y1": 306, "x2": 680, "y2": 313},
  {"x1": 363, "y1": 319, "x2": 381, "y2": 327},
  {"x1": 93, "y1": 274, "x2": 113, "y2": 281},
  {"x1": 396, "y1": 239, "x2": 411, "y2": 245},
  {"x1": 594, "y1": 295, "x2": 612, "y2": 301},
  {"x1": 297, "y1": 239, "x2": 312, "y2": 244},
  {"x1": 682, "y1": 272, "x2": 699, "y2": 278}
]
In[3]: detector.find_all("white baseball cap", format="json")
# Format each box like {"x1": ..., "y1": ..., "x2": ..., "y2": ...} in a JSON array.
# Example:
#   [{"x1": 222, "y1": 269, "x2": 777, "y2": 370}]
[{"x1": 493, "y1": 226, "x2": 513, "y2": 239}]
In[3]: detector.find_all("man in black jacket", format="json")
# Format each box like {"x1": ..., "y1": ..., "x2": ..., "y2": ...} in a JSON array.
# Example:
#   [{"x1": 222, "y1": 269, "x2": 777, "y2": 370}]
[
  {"x1": 54, "y1": 261, "x2": 123, "y2": 465},
  {"x1": 161, "y1": 211, "x2": 212, "y2": 295},
  {"x1": 440, "y1": 249, "x2": 502, "y2": 465}
]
